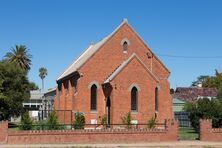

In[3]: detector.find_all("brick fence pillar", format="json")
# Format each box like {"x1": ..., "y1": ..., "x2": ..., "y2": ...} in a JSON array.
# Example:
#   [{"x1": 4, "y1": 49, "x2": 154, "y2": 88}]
[
  {"x1": 165, "y1": 119, "x2": 179, "y2": 141},
  {"x1": 199, "y1": 119, "x2": 212, "y2": 141},
  {"x1": 0, "y1": 121, "x2": 8, "y2": 144}
]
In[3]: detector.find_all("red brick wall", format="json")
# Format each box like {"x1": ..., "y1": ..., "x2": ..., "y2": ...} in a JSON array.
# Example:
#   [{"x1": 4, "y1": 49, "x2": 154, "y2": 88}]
[
  {"x1": 4, "y1": 120, "x2": 178, "y2": 144},
  {"x1": 55, "y1": 22, "x2": 173, "y2": 124},
  {"x1": 0, "y1": 121, "x2": 8, "y2": 144},
  {"x1": 200, "y1": 119, "x2": 222, "y2": 141}
]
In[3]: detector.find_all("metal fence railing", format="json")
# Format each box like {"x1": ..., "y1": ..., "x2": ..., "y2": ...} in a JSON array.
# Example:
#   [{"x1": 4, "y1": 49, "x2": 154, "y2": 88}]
[
  {"x1": 212, "y1": 118, "x2": 222, "y2": 128},
  {"x1": 8, "y1": 122, "x2": 167, "y2": 131},
  {"x1": 174, "y1": 112, "x2": 191, "y2": 127}
]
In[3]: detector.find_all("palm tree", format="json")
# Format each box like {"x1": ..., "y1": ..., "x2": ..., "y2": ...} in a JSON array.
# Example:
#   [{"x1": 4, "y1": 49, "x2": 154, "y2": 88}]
[
  {"x1": 5, "y1": 45, "x2": 32, "y2": 71},
  {"x1": 39, "y1": 67, "x2": 48, "y2": 92}
]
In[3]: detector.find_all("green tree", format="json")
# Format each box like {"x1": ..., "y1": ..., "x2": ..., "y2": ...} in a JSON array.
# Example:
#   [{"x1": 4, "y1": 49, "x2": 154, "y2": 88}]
[
  {"x1": 73, "y1": 112, "x2": 85, "y2": 129},
  {"x1": 192, "y1": 75, "x2": 210, "y2": 87},
  {"x1": 0, "y1": 61, "x2": 30, "y2": 120},
  {"x1": 46, "y1": 110, "x2": 60, "y2": 130},
  {"x1": 19, "y1": 112, "x2": 33, "y2": 130},
  {"x1": 184, "y1": 98, "x2": 222, "y2": 130},
  {"x1": 29, "y1": 82, "x2": 39, "y2": 90},
  {"x1": 39, "y1": 67, "x2": 47, "y2": 92},
  {"x1": 5, "y1": 45, "x2": 32, "y2": 71},
  {"x1": 121, "y1": 112, "x2": 132, "y2": 129},
  {"x1": 192, "y1": 70, "x2": 222, "y2": 89}
]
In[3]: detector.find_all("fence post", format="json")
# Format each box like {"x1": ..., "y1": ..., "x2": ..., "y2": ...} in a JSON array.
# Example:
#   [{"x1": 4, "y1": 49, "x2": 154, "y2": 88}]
[{"x1": 0, "y1": 121, "x2": 8, "y2": 144}]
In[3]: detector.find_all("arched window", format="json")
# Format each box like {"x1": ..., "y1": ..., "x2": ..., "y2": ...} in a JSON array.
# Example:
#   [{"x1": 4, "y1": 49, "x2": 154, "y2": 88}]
[
  {"x1": 90, "y1": 84, "x2": 97, "y2": 110},
  {"x1": 123, "y1": 41, "x2": 128, "y2": 52},
  {"x1": 131, "y1": 87, "x2": 138, "y2": 111},
  {"x1": 155, "y1": 87, "x2": 158, "y2": 112}
]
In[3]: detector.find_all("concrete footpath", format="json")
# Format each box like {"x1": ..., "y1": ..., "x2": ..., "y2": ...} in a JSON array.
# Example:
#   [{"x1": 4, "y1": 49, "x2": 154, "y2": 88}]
[{"x1": 1, "y1": 141, "x2": 222, "y2": 148}]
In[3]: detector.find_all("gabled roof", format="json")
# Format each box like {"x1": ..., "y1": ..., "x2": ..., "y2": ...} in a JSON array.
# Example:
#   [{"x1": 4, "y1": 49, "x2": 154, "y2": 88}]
[
  {"x1": 104, "y1": 53, "x2": 159, "y2": 84},
  {"x1": 173, "y1": 87, "x2": 218, "y2": 102},
  {"x1": 57, "y1": 19, "x2": 129, "y2": 81},
  {"x1": 57, "y1": 19, "x2": 170, "y2": 81}
]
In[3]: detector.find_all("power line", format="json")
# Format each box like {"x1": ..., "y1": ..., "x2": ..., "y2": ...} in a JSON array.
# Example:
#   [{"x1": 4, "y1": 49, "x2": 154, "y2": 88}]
[{"x1": 157, "y1": 54, "x2": 222, "y2": 59}]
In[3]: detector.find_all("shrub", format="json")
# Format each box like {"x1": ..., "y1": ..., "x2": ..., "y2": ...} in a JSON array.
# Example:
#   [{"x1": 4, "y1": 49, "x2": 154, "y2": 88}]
[
  {"x1": 73, "y1": 112, "x2": 85, "y2": 129},
  {"x1": 100, "y1": 115, "x2": 107, "y2": 128},
  {"x1": 19, "y1": 112, "x2": 33, "y2": 130},
  {"x1": 33, "y1": 120, "x2": 47, "y2": 130},
  {"x1": 121, "y1": 112, "x2": 132, "y2": 129},
  {"x1": 46, "y1": 110, "x2": 61, "y2": 130},
  {"x1": 147, "y1": 117, "x2": 156, "y2": 129}
]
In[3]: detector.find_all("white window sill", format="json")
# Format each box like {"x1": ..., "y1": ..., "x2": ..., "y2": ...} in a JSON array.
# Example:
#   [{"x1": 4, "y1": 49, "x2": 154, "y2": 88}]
[
  {"x1": 131, "y1": 111, "x2": 138, "y2": 114},
  {"x1": 90, "y1": 110, "x2": 98, "y2": 114}
]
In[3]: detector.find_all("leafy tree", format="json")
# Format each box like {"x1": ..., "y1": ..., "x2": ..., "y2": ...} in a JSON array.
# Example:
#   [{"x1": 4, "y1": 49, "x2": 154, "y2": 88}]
[
  {"x1": 192, "y1": 75, "x2": 210, "y2": 87},
  {"x1": 121, "y1": 112, "x2": 132, "y2": 129},
  {"x1": 46, "y1": 110, "x2": 61, "y2": 130},
  {"x1": 0, "y1": 61, "x2": 30, "y2": 120},
  {"x1": 73, "y1": 112, "x2": 85, "y2": 129},
  {"x1": 170, "y1": 88, "x2": 175, "y2": 94},
  {"x1": 5, "y1": 45, "x2": 32, "y2": 71},
  {"x1": 192, "y1": 70, "x2": 222, "y2": 89},
  {"x1": 184, "y1": 98, "x2": 222, "y2": 130},
  {"x1": 19, "y1": 112, "x2": 33, "y2": 130},
  {"x1": 29, "y1": 82, "x2": 39, "y2": 90},
  {"x1": 39, "y1": 67, "x2": 47, "y2": 91}
]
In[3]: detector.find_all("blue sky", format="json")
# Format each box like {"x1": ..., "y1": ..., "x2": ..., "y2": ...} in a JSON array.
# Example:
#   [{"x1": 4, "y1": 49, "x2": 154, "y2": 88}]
[{"x1": 0, "y1": 0, "x2": 222, "y2": 90}]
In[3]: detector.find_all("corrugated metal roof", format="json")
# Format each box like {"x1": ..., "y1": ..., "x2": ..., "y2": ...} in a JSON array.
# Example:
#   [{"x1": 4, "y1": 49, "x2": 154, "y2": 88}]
[
  {"x1": 57, "y1": 19, "x2": 128, "y2": 81},
  {"x1": 173, "y1": 87, "x2": 218, "y2": 102},
  {"x1": 173, "y1": 97, "x2": 185, "y2": 104}
]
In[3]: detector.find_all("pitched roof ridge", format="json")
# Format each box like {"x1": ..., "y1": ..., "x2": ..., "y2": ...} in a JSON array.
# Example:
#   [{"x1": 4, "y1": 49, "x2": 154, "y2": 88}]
[
  {"x1": 57, "y1": 19, "x2": 128, "y2": 81},
  {"x1": 57, "y1": 44, "x2": 94, "y2": 81},
  {"x1": 125, "y1": 21, "x2": 170, "y2": 74},
  {"x1": 104, "y1": 53, "x2": 159, "y2": 84}
]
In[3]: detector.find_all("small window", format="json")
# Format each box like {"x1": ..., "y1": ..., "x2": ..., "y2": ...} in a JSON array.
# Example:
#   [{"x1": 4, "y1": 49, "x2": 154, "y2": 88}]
[
  {"x1": 131, "y1": 87, "x2": 138, "y2": 111},
  {"x1": 123, "y1": 41, "x2": 128, "y2": 52},
  {"x1": 90, "y1": 84, "x2": 97, "y2": 110},
  {"x1": 155, "y1": 87, "x2": 158, "y2": 112}
]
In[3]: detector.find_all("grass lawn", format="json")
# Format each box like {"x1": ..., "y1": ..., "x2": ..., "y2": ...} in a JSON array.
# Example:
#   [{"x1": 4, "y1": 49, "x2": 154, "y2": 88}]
[{"x1": 179, "y1": 127, "x2": 199, "y2": 140}]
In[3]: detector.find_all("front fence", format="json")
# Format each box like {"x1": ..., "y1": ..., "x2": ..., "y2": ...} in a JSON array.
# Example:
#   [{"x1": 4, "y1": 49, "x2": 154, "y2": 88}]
[
  {"x1": 0, "y1": 119, "x2": 178, "y2": 144},
  {"x1": 174, "y1": 111, "x2": 191, "y2": 127},
  {"x1": 8, "y1": 122, "x2": 167, "y2": 131}
]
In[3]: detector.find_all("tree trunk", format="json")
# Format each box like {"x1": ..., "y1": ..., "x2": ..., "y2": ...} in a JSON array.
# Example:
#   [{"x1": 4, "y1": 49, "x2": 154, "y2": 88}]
[{"x1": 42, "y1": 78, "x2": 44, "y2": 92}]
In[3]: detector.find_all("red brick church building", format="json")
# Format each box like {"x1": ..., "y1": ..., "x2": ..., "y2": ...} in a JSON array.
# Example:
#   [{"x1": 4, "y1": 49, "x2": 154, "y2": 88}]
[{"x1": 54, "y1": 19, "x2": 173, "y2": 125}]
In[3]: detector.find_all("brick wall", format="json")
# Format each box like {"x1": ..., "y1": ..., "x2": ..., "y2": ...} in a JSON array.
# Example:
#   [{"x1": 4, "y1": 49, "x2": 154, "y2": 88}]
[
  {"x1": 0, "y1": 121, "x2": 8, "y2": 144},
  {"x1": 55, "y1": 22, "x2": 173, "y2": 125},
  {"x1": 1, "y1": 120, "x2": 178, "y2": 144},
  {"x1": 200, "y1": 119, "x2": 222, "y2": 141}
]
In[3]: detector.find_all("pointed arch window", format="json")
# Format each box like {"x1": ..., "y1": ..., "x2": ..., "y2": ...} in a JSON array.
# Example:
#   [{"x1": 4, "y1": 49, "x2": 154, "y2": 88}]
[
  {"x1": 90, "y1": 84, "x2": 97, "y2": 110},
  {"x1": 131, "y1": 87, "x2": 138, "y2": 111},
  {"x1": 155, "y1": 87, "x2": 158, "y2": 112},
  {"x1": 123, "y1": 41, "x2": 128, "y2": 52}
]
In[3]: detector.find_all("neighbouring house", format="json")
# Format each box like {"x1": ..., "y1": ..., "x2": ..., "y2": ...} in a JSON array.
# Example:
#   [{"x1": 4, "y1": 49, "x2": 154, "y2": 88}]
[
  {"x1": 173, "y1": 87, "x2": 218, "y2": 127},
  {"x1": 173, "y1": 87, "x2": 218, "y2": 108},
  {"x1": 54, "y1": 19, "x2": 173, "y2": 125},
  {"x1": 22, "y1": 90, "x2": 43, "y2": 121},
  {"x1": 42, "y1": 88, "x2": 56, "y2": 118}
]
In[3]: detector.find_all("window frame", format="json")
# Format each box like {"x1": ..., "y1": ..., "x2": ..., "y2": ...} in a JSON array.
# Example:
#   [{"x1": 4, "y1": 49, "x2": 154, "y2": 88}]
[
  {"x1": 131, "y1": 87, "x2": 138, "y2": 112},
  {"x1": 90, "y1": 84, "x2": 97, "y2": 111}
]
